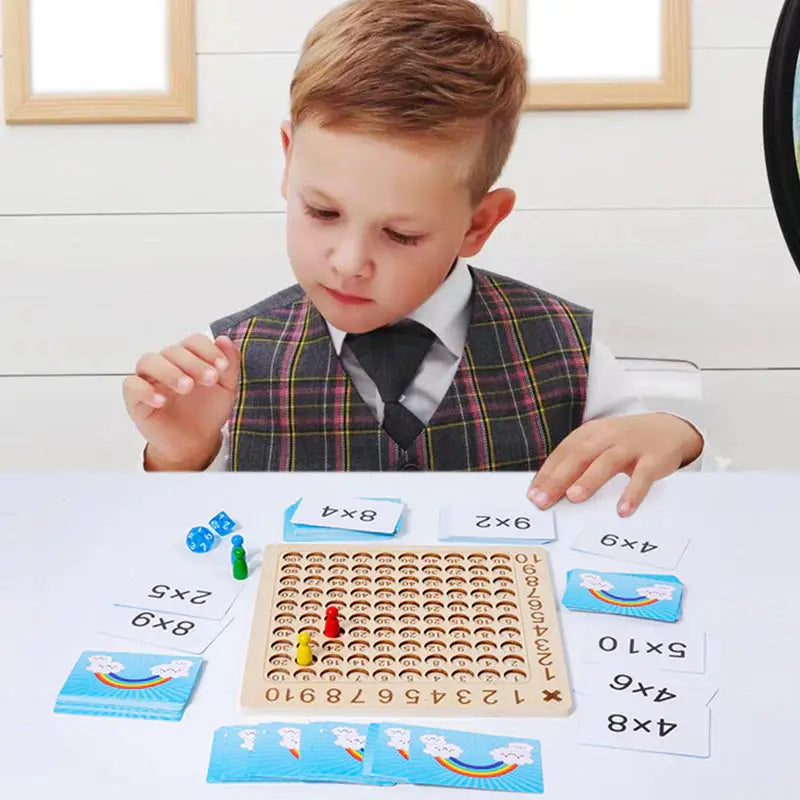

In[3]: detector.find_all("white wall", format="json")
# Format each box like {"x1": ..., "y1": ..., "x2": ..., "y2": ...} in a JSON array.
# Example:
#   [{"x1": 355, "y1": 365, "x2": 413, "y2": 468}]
[{"x1": 1, "y1": 0, "x2": 798, "y2": 470}]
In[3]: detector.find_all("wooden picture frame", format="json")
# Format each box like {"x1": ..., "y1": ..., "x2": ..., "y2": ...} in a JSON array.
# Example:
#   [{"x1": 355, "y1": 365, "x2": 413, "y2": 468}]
[
  {"x1": 3, "y1": 0, "x2": 196, "y2": 124},
  {"x1": 495, "y1": 0, "x2": 690, "y2": 110}
]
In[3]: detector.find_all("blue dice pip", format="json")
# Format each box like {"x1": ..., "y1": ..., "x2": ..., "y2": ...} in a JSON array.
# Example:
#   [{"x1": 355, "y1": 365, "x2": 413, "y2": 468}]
[
  {"x1": 209, "y1": 511, "x2": 236, "y2": 536},
  {"x1": 186, "y1": 526, "x2": 216, "y2": 553}
]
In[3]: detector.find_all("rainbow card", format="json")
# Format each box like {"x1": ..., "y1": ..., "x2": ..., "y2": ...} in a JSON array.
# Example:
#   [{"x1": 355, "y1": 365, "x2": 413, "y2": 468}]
[
  {"x1": 364, "y1": 723, "x2": 543, "y2": 793},
  {"x1": 562, "y1": 569, "x2": 684, "y2": 622},
  {"x1": 206, "y1": 726, "x2": 261, "y2": 783},
  {"x1": 244, "y1": 722, "x2": 310, "y2": 782},
  {"x1": 208, "y1": 724, "x2": 307, "y2": 783},
  {"x1": 301, "y1": 722, "x2": 394, "y2": 785},
  {"x1": 54, "y1": 650, "x2": 203, "y2": 721}
]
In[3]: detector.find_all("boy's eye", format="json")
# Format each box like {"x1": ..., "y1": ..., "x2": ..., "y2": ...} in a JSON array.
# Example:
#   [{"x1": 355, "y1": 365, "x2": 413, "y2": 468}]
[
  {"x1": 304, "y1": 203, "x2": 339, "y2": 220},
  {"x1": 386, "y1": 229, "x2": 422, "y2": 247},
  {"x1": 304, "y1": 202, "x2": 421, "y2": 246}
]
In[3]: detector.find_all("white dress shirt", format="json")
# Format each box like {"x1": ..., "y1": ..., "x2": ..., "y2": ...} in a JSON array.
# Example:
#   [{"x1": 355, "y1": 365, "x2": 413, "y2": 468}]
[{"x1": 177, "y1": 260, "x2": 700, "y2": 470}]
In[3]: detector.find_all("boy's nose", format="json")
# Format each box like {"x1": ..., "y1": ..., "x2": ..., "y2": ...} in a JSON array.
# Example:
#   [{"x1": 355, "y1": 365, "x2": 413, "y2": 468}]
[{"x1": 331, "y1": 237, "x2": 372, "y2": 279}]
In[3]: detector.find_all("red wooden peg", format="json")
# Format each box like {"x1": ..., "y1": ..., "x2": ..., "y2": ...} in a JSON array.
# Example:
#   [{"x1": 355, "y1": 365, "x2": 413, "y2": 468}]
[{"x1": 323, "y1": 605, "x2": 340, "y2": 638}]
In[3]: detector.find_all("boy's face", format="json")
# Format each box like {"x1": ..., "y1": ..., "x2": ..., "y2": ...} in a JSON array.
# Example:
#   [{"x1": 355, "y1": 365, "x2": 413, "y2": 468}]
[{"x1": 281, "y1": 120, "x2": 513, "y2": 333}]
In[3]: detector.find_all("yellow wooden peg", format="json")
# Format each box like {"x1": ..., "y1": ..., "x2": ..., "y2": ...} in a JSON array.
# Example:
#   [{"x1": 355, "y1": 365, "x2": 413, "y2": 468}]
[{"x1": 296, "y1": 631, "x2": 313, "y2": 666}]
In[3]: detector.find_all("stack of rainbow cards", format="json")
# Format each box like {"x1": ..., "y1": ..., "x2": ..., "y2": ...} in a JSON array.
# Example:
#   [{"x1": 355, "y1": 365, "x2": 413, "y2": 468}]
[
  {"x1": 562, "y1": 569, "x2": 684, "y2": 622},
  {"x1": 363, "y1": 723, "x2": 544, "y2": 793},
  {"x1": 54, "y1": 650, "x2": 203, "y2": 721},
  {"x1": 207, "y1": 722, "x2": 390, "y2": 785},
  {"x1": 207, "y1": 722, "x2": 543, "y2": 792},
  {"x1": 302, "y1": 722, "x2": 392, "y2": 784}
]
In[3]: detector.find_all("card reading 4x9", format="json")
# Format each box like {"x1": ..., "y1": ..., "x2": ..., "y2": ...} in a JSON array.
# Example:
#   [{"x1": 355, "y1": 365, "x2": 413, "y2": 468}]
[
  {"x1": 563, "y1": 494, "x2": 691, "y2": 569},
  {"x1": 571, "y1": 524, "x2": 690, "y2": 570},
  {"x1": 240, "y1": 544, "x2": 572, "y2": 716}
]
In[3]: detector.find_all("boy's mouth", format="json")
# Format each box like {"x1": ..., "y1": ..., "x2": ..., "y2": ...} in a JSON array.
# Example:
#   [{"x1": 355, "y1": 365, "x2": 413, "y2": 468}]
[{"x1": 323, "y1": 286, "x2": 373, "y2": 306}]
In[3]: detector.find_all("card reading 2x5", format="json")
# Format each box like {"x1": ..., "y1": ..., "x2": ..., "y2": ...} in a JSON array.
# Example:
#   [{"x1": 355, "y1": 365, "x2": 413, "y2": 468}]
[{"x1": 241, "y1": 545, "x2": 571, "y2": 716}]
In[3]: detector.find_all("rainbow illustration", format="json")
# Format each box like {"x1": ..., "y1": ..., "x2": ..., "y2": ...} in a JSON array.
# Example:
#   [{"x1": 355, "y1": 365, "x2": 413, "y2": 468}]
[
  {"x1": 289, "y1": 748, "x2": 300, "y2": 759},
  {"x1": 93, "y1": 672, "x2": 172, "y2": 690},
  {"x1": 332, "y1": 726, "x2": 368, "y2": 763},
  {"x1": 587, "y1": 589, "x2": 658, "y2": 608},
  {"x1": 397, "y1": 749, "x2": 409, "y2": 761},
  {"x1": 415, "y1": 732, "x2": 535, "y2": 780},
  {"x1": 434, "y1": 756, "x2": 517, "y2": 778},
  {"x1": 345, "y1": 748, "x2": 364, "y2": 762}
]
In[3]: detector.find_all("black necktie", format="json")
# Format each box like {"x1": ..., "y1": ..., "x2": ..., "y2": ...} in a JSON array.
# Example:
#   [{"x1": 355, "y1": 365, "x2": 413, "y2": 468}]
[{"x1": 346, "y1": 320, "x2": 436, "y2": 448}]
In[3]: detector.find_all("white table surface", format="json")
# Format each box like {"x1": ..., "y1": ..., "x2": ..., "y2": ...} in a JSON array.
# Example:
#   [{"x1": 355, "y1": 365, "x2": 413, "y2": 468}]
[{"x1": 0, "y1": 471, "x2": 797, "y2": 798}]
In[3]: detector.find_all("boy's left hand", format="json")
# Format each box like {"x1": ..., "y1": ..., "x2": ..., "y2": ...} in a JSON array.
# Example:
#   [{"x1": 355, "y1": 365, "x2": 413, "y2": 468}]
[{"x1": 527, "y1": 413, "x2": 703, "y2": 517}]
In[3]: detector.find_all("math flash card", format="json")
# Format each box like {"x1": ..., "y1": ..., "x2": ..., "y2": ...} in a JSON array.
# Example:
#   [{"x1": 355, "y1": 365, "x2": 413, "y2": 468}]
[
  {"x1": 562, "y1": 569, "x2": 684, "y2": 622},
  {"x1": 364, "y1": 723, "x2": 544, "y2": 793},
  {"x1": 438, "y1": 504, "x2": 556, "y2": 545},
  {"x1": 284, "y1": 497, "x2": 404, "y2": 542},
  {"x1": 54, "y1": 650, "x2": 203, "y2": 721}
]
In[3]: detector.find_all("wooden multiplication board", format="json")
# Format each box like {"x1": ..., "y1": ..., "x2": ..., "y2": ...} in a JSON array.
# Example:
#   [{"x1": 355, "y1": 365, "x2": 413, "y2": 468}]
[{"x1": 241, "y1": 545, "x2": 572, "y2": 716}]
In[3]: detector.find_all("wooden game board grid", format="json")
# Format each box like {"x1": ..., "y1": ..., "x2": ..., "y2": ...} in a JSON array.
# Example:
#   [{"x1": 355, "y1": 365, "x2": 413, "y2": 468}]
[{"x1": 241, "y1": 545, "x2": 572, "y2": 716}]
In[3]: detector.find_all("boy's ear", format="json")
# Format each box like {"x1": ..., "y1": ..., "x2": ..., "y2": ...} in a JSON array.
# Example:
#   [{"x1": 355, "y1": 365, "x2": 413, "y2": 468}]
[
  {"x1": 280, "y1": 121, "x2": 293, "y2": 200},
  {"x1": 458, "y1": 188, "x2": 516, "y2": 258}
]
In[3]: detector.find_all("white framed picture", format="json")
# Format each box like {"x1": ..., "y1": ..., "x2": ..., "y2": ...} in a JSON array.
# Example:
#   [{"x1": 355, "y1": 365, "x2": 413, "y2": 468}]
[
  {"x1": 3, "y1": 0, "x2": 196, "y2": 124},
  {"x1": 496, "y1": 0, "x2": 690, "y2": 109}
]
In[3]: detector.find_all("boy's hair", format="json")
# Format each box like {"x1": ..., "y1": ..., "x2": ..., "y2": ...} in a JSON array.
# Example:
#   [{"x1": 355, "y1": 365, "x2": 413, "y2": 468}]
[{"x1": 290, "y1": 0, "x2": 528, "y2": 202}]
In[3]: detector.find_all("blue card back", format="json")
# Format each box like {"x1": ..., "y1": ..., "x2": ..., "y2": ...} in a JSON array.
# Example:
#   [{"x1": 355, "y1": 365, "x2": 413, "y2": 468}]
[
  {"x1": 55, "y1": 651, "x2": 203, "y2": 718},
  {"x1": 302, "y1": 722, "x2": 393, "y2": 785},
  {"x1": 246, "y1": 723, "x2": 307, "y2": 781},
  {"x1": 207, "y1": 725, "x2": 260, "y2": 782},
  {"x1": 562, "y1": 569, "x2": 683, "y2": 622},
  {"x1": 366, "y1": 723, "x2": 544, "y2": 793}
]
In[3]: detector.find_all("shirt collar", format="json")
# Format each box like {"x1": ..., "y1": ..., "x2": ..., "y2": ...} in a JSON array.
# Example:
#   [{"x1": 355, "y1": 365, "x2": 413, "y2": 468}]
[{"x1": 326, "y1": 258, "x2": 473, "y2": 358}]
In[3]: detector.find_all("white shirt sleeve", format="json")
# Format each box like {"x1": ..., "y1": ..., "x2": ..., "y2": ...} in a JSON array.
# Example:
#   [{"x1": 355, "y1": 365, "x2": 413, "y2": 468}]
[
  {"x1": 582, "y1": 338, "x2": 647, "y2": 421},
  {"x1": 584, "y1": 338, "x2": 704, "y2": 470}
]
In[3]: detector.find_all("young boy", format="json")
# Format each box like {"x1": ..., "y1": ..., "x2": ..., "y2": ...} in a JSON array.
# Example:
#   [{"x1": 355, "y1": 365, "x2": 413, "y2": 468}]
[{"x1": 123, "y1": 0, "x2": 702, "y2": 516}]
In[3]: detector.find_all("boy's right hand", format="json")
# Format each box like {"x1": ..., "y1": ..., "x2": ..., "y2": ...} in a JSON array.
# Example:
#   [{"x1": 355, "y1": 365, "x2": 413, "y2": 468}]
[{"x1": 123, "y1": 334, "x2": 240, "y2": 470}]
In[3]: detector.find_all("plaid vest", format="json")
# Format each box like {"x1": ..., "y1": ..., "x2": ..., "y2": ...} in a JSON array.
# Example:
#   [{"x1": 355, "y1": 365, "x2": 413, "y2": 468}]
[{"x1": 211, "y1": 268, "x2": 592, "y2": 472}]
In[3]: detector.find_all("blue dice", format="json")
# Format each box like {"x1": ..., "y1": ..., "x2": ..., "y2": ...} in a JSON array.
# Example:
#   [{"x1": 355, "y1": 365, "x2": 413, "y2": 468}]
[
  {"x1": 209, "y1": 511, "x2": 236, "y2": 536},
  {"x1": 186, "y1": 526, "x2": 216, "y2": 553}
]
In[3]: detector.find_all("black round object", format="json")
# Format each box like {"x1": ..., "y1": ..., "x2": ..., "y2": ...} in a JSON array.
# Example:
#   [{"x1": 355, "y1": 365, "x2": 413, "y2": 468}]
[{"x1": 764, "y1": 0, "x2": 800, "y2": 270}]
